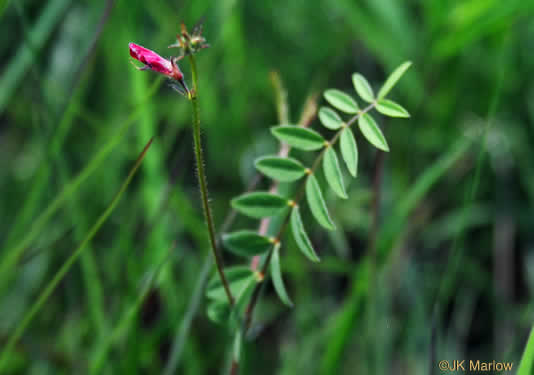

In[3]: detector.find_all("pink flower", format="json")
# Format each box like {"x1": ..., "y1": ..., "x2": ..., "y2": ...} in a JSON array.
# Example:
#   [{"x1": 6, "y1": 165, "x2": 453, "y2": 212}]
[{"x1": 129, "y1": 42, "x2": 188, "y2": 93}]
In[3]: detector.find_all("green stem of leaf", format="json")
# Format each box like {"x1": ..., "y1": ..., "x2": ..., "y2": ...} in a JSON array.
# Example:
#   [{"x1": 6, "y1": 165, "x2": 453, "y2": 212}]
[{"x1": 188, "y1": 54, "x2": 234, "y2": 306}]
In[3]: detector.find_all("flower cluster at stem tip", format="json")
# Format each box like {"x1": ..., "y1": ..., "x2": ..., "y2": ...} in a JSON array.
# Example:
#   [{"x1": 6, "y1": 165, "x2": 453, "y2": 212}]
[{"x1": 129, "y1": 22, "x2": 209, "y2": 97}]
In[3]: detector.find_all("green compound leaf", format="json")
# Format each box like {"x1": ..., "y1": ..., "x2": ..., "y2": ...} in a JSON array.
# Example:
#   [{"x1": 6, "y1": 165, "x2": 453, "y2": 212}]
[
  {"x1": 305, "y1": 174, "x2": 336, "y2": 231},
  {"x1": 376, "y1": 99, "x2": 410, "y2": 118},
  {"x1": 271, "y1": 125, "x2": 325, "y2": 151},
  {"x1": 319, "y1": 107, "x2": 343, "y2": 130},
  {"x1": 340, "y1": 127, "x2": 358, "y2": 177},
  {"x1": 231, "y1": 192, "x2": 289, "y2": 219},
  {"x1": 206, "y1": 266, "x2": 254, "y2": 301},
  {"x1": 290, "y1": 206, "x2": 320, "y2": 262},
  {"x1": 377, "y1": 61, "x2": 412, "y2": 99},
  {"x1": 323, "y1": 147, "x2": 347, "y2": 199},
  {"x1": 323, "y1": 89, "x2": 358, "y2": 114},
  {"x1": 352, "y1": 73, "x2": 375, "y2": 103},
  {"x1": 270, "y1": 243, "x2": 293, "y2": 307},
  {"x1": 255, "y1": 155, "x2": 307, "y2": 182},
  {"x1": 223, "y1": 230, "x2": 273, "y2": 257},
  {"x1": 358, "y1": 113, "x2": 389, "y2": 152}
]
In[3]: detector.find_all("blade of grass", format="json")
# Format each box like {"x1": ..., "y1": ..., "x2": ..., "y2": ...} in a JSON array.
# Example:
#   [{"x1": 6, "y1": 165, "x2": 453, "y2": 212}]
[
  {"x1": 377, "y1": 135, "x2": 473, "y2": 257},
  {"x1": 0, "y1": 79, "x2": 162, "y2": 297},
  {"x1": 4, "y1": 0, "x2": 115, "y2": 252},
  {"x1": 0, "y1": 0, "x2": 71, "y2": 114},
  {"x1": 56, "y1": 157, "x2": 107, "y2": 339},
  {"x1": 130, "y1": 58, "x2": 173, "y2": 294},
  {"x1": 89, "y1": 242, "x2": 174, "y2": 375},
  {"x1": 0, "y1": 137, "x2": 154, "y2": 370},
  {"x1": 518, "y1": 326, "x2": 534, "y2": 375},
  {"x1": 433, "y1": 35, "x2": 506, "y2": 320},
  {"x1": 432, "y1": 0, "x2": 530, "y2": 60},
  {"x1": 320, "y1": 135, "x2": 473, "y2": 374},
  {"x1": 162, "y1": 256, "x2": 213, "y2": 375},
  {"x1": 2, "y1": 75, "x2": 88, "y2": 251},
  {"x1": 320, "y1": 258, "x2": 370, "y2": 375}
]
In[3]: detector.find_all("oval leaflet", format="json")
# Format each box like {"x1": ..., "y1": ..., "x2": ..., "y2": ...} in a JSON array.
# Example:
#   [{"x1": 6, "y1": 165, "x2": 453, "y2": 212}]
[
  {"x1": 271, "y1": 126, "x2": 325, "y2": 151},
  {"x1": 255, "y1": 156, "x2": 307, "y2": 182},
  {"x1": 305, "y1": 174, "x2": 336, "y2": 230},
  {"x1": 324, "y1": 89, "x2": 359, "y2": 114}
]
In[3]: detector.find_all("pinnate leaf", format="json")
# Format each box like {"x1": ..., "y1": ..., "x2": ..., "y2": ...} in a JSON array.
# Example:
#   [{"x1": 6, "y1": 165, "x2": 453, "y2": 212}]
[
  {"x1": 340, "y1": 127, "x2": 358, "y2": 177},
  {"x1": 223, "y1": 230, "x2": 273, "y2": 257},
  {"x1": 319, "y1": 107, "x2": 343, "y2": 130},
  {"x1": 231, "y1": 192, "x2": 289, "y2": 218},
  {"x1": 290, "y1": 206, "x2": 320, "y2": 262},
  {"x1": 305, "y1": 174, "x2": 336, "y2": 230},
  {"x1": 323, "y1": 147, "x2": 347, "y2": 199},
  {"x1": 377, "y1": 61, "x2": 412, "y2": 99},
  {"x1": 324, "y1": 89, "x2": 358, "y2": 114},
  {"x1": 352, "y1": 73, "x2": 375, "y2": 103},
  {"x1": 271, "y1": 125, "x2": 325, "y2": 150},
  {"x1": 358, "y1": 113, "x2": 389, "y2": 152},
  {"x1": 376, "y1": 99, "x2": 410, "y2": 118},
  {"x1": 255, "y1": 156, "x2": 307, "y2": 182},
  {"x1": 270, "y1": 243, "x2": 293, "y2": 307}
]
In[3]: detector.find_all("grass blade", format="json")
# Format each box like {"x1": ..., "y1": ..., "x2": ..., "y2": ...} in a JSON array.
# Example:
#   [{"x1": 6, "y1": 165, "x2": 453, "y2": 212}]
[
  {"x1": 0, "y1": 0, "x2": 71, "y2": 113},
  {"x1": 0, "y1": 80, "x2": 162, "y2": 297},
  {"x1": 0, "y1": 137, "x2": 154, "y2": 370},
  {"x1": 518, "y1": 326, "x2": 534, "y2": 375}
]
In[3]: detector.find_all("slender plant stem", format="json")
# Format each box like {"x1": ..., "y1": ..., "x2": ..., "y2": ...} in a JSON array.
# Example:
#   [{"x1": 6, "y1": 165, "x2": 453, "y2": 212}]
[
  {"x1": 187, "y1": 54, "x2": 234, "y2": 305},
  {"x1": 152, "y1": 154, "x2": 265, "y2": 374},
  {"x1": 242, "y1": 102, "x2": 377, "y2": 333},
  {"x1": 0, "y1": 79, "x2": 162, "y2": 298},
  {"x1": 0, "y1": 138, "x2": 154, "y2": 370}
]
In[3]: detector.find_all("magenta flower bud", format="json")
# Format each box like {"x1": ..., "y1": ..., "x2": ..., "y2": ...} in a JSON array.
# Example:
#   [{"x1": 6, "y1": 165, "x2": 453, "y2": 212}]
[{"x1": 129, "y1": 43, "x2": 188, "y2": 94}]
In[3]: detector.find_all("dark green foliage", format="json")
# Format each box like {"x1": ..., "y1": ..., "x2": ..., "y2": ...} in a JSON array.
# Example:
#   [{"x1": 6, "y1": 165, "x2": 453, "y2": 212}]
[
  {"x1": 271, "y1": 125, "x2": 326, "y2": 150},
  {"x1": 254, "y1": 156, "x2": 307, "y2": 182},
  {"x1": 306, "y1": 174, "x2": 336, "y2": 230},
  {"x1": 270, "y1": 243, "x2": 293, "y2": 307},
  {"x1": 231, "y1": 192, "x2": 289, "y2": 218},
  {"x1": 206, "y1": 266, "x2": 255, "y2": 301},
  {"x1": 223, "y1": 231, "x2": 273, "y2": 257},
  {"x1": 323, "y1": 147, "x2": 347, "y2": 199},
  {"x1": 0, "y1": 1, "x2": 531, "y2": 374},
  {"x1": 290, "y1": 206, "x2": 320, "y2": 262},
  {"x1": 339, "y1": 128, "x2": 358, "y2": 177}
]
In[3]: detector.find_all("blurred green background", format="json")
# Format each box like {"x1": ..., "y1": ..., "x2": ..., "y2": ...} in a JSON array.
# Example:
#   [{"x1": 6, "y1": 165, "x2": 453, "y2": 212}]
[{"x1": 1, "y1": 0, "x2": 534, "y2": 374}]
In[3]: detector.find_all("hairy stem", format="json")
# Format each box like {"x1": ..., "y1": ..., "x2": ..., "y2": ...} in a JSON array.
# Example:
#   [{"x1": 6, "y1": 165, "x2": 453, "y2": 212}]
[{"x1": 188, "y1": 55, "x2": 234, "y2": 305}]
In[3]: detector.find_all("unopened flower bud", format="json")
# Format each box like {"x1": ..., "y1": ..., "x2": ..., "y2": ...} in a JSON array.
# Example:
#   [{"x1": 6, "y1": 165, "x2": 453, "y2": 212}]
[{"x1": 129, "y1": 42, "x2": 189, "y2": 94}]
